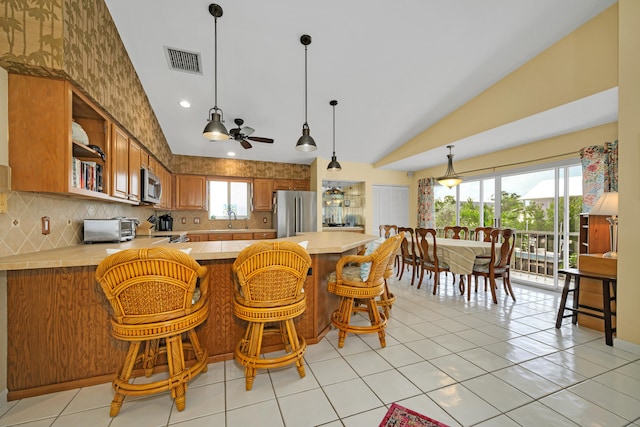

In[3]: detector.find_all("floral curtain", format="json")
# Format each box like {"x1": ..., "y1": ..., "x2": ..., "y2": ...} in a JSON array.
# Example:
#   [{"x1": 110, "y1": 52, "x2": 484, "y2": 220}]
[
  {"x1": 417, "y1": 177, "x2": 436, "y2": 227},
  {"x1": 580, "y1": 140, "x2": 618, "y2": 212}
]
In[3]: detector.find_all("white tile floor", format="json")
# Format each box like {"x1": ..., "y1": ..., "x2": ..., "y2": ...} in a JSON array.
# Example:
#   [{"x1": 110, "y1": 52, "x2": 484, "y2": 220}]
[{"x1": 1, "y1": 274, "x2": 640, "y2": 427}]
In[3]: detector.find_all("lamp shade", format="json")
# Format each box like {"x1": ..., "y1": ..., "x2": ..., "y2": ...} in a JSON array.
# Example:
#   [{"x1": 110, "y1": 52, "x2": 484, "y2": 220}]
[
  {"x1": 590, "y1": 192, "x2": 618, "y2": 216},
  {"x1": 436, "y1": 145, "x2": 462, "y2": 188},
  {"x1": 203, "y1": 110, "x2": 230, "y2": 140}
]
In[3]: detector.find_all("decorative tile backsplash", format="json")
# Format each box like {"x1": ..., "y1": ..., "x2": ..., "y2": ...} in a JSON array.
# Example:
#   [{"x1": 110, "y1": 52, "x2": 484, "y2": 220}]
[{"x1": 0, "y1": 191, "x2": 153, "y2": 258}]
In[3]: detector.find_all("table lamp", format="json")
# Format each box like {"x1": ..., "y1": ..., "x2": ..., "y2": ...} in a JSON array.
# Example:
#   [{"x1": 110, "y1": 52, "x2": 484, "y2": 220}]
[{"x1": 589, "y1": 191, "x2": 618, "y2": 258}]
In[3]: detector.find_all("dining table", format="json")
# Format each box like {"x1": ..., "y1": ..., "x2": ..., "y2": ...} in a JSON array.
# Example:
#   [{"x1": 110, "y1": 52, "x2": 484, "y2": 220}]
[
  {"x1": 435, "y1": 238, "x2": 494, "y2": 294},
  {"x1": 436, "y1": 238, "x2": 494, "y2": 275}
]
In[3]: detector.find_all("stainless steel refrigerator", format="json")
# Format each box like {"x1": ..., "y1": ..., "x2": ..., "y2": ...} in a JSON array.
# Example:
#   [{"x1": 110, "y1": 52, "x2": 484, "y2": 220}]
[{"x1": 273, "y1": 190, "x2": 317, "y2": 238}]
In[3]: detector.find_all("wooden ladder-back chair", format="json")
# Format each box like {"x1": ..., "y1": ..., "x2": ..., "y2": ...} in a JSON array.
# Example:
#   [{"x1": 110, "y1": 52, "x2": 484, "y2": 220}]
[
  {"x1": 397, "y1": 227, "x2": 419, "y2": 286},
  {"x1": 379, "y1": 224, "x2": 398, "y2": 238},
  {"x1": 415, "y1": 228, "x2": 450, "y2": 294},
  {"x1": 444, "y1": 225, "x2": 470, "y2": 240},
  {"x1": 474, "y1": 226, "x2": 496, "y2": 242},
  {"x1": 471, "y1": 228, "x2": 517, "y2": 303},
  {"x1": 328, "y1": 233, "x2": 404, "y2": 348},
  {"x1": 232, "y1": 241, "x2": 312, "y2": 390},
  {"x1": 95, "y1": 247, "x2": 209, "y2": 417}
]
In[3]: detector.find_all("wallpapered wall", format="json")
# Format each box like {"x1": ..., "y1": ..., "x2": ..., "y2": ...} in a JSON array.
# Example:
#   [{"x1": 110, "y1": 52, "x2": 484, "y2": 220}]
[{"x1": 0, "y1": 0, "x2": 309, "y2": 179}]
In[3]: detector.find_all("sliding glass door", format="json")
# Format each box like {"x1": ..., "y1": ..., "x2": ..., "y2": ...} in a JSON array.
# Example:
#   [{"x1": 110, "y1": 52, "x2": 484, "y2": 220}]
[{"x1": 434, "y1": 162, "x2": 582, "y2": 289}]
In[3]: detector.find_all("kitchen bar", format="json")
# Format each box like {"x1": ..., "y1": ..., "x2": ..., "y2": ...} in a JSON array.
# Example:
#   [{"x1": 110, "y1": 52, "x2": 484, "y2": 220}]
[{"x1": 0, "y1": 232, "x2": 375, "y2": 400}]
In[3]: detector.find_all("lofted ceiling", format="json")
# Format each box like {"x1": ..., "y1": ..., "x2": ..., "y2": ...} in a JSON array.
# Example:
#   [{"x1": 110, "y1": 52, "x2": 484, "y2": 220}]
[{"x1": 104, "y1": 0, "x2": 617, "y2": 172}]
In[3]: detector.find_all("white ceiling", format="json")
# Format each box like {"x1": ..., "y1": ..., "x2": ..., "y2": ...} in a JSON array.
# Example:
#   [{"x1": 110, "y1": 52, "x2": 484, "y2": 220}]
[{"x1": 104, "y1": 0, "x2": 617, "y2": 172}]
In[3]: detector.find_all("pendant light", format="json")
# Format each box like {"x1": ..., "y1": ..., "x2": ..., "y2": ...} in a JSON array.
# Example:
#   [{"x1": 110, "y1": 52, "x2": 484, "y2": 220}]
[
  {"x1": 327, "y1": 100, "x2": 342, "y2": 171},
  {"x1": 296, "y1": 34, "x2": 317, "y2": 151},
  {"x1": 436, "y1": 145, "x2": 463, "y2": 188},
  {"x1": 203, "y1": 3, "x2": 230, "y2": 141}
]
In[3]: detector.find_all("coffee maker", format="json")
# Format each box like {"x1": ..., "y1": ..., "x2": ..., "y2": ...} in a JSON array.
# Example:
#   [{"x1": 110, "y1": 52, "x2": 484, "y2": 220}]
[{"x1": 157, "y1": 214, "x2": 173, "y2": 231}]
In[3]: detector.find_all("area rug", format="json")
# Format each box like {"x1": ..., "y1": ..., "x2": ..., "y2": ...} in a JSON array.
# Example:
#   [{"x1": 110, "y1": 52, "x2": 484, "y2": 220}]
[{"x1": 379, "y1": 403, "x2": 450, "y2": 427}]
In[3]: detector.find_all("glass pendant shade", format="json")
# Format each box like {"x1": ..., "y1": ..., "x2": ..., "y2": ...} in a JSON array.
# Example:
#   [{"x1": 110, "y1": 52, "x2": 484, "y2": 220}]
[
  {"x1": 296, "y1": 123, "x2": 317, "y2": 151},
  {"x1": 203, "y1": 109, "x2": 230, "y2": 140},
  {"x1": 437, "y1": 145, "x2": 463, "y2": 188}
]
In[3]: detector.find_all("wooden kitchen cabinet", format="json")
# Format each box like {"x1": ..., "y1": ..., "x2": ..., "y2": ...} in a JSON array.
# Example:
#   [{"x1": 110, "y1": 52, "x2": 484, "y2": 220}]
[
  {"x1": 232, "y1": 232, "x2": 253, "y2": 240},
  {"x1": 111, "y1": 125, "x2": 141, "y2": 202},
  {"x1": 186, "y1": 233, "x2": 207, "y2": 242},
  {"x1": 175, "y1": 174, "x2": 207, "y2": 210},
  {"x1": 8, "y1": 74, "x2": 117, "y2": 201},
  {"x1": 273, "y1": 179, "x2": 292, "y2": 190},
  {"x1": 208, "y1": 233, "x2": 233, "y2": 241},
  {"x1": 292, "y1": 179, "x2": 310, "y2": 190},
  {"x1": 253, "y1": 178, "x2": 273, "y2": 211},
  {"x1": 154, "y1": 162, "x2": 172, "y2": 209},
  {"x1": 273, "y1": 179, "x2": 310, "y2": 191},
  {"x1": 253, "y1": 231, "x2": 276, "y2": 239}
]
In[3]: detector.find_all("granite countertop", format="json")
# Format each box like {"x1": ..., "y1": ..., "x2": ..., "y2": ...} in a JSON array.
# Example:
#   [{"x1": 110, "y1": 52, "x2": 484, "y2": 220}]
[{"x1": 0, "y1": 231, "x2": 375, "y2": 271}]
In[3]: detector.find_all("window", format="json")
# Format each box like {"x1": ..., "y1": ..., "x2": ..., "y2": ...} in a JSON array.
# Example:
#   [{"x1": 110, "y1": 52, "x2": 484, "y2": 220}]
[{"x1": 208, "y1": 179, "x2": 251, "y2": 219}]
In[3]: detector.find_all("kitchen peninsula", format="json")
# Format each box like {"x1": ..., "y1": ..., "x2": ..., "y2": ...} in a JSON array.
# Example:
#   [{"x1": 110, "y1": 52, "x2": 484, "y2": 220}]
[{"x1": 0, "y1": 232, "x2": 376, "y2": 400}]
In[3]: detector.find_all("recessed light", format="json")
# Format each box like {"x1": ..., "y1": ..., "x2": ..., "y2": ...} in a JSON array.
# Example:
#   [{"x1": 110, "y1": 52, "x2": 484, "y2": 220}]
[
  {"x1": 227, "y1": 151, "x2": 236, "y2": 157},
  {"x1": 179, "y1": 100, "x2": 191, "y2": 108}
]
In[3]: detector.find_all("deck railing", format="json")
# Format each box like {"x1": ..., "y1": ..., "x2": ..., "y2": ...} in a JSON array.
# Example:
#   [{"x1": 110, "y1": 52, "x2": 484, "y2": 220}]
[{"x1": 436, "y1": 227, "x2": 580, "y2": 288}]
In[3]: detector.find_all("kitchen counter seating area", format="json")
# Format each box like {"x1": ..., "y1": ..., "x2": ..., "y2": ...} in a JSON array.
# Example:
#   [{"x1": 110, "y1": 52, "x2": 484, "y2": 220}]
[{"x1": 0, "y1": 231, "x2": 376, "y2": 400}]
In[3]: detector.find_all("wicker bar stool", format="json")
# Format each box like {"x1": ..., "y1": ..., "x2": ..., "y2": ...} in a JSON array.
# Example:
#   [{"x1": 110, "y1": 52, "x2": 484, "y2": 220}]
[
  {"x1": 328, "y1": 234, "x2": 404, "y2": 348},
  {"x1": 232, "y1": 241, "x2": 312, "y2": 390},
  {"x1": 95, "y1": 247, "x2": 209, "y2": 417}
]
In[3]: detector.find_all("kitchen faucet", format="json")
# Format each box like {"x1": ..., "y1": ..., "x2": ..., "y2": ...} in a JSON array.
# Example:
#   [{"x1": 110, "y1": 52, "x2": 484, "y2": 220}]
[{"x1": 227, "y1": 208, "x2": 237, "y2": 228}]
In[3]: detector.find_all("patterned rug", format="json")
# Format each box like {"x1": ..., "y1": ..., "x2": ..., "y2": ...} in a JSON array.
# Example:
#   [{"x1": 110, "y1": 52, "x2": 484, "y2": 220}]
[{"x1": 379, "y1": 403, "x2": 450, "y2": 427}]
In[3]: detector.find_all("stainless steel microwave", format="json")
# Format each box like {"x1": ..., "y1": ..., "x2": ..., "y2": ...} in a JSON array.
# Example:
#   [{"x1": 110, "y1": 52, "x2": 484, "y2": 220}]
[
  {"x1": 83, "y1": 218, "x2": 137, "y2": 243},
  {"x1": 141, "y1": 167, "x2": 162, "y2": 204}
]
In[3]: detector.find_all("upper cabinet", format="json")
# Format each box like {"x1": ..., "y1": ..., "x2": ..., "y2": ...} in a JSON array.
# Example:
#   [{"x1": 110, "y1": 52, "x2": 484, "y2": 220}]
[
  {"x1": 273, "y1": 179, "x2": 310, "y2": 191},
  {"x1": 175, "y1": 174, "x2": 207, "y2": 210},
  {"x1": 253, "y1": 178, "x2": 273, "y2": 211},
  {"x1": 110, "y1": 124, "x2": 141, "y2": 202},
  {"x1": 8, "y1": 74, "x2": 116, "y2": 201}
]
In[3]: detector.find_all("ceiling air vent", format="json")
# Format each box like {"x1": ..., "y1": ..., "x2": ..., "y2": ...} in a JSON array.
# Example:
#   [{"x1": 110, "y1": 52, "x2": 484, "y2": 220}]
[{"x1": 164, "y1": 46, "x2": 202, "y2": 74}]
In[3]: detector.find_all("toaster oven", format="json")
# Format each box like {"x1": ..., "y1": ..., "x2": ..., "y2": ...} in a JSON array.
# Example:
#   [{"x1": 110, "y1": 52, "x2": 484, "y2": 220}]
[{"x1": 83, "y1": 218, "x2": 137, "y2": 243}]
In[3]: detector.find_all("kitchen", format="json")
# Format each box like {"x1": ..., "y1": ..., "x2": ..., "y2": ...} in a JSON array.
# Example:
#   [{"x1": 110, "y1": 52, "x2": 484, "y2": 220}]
[{"x1": 1, "y1": 1, "x2": 640, "y2": 425}]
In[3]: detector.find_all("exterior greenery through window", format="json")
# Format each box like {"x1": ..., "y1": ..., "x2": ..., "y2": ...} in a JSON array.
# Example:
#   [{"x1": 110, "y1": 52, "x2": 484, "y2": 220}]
[
  {"x1": 208, "y1": 180, "x2": 250, "y2": 220},
  {"x1": 434, "y1": 163, "x2": 583, "y2": 286}
]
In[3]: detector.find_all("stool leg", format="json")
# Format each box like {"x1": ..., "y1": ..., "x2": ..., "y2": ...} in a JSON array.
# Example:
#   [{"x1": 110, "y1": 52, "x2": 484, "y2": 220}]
[
  {"x1": 284, "y1": 319, "x2": 306, "y2": 378},
  {"x1": 335, "y1": 297, "x2": 354, "y2": 348},
  {"x1": 166, "y1": 335, "x2": 187, "y2": 411},
  {"x1": 556, "y1": 274, "x2": 572, "y2": 328},
  {"x1": 603, "y1": 280, "x2": 614, "y2": 346},
  {"x1": 571, "y1": 277, "x2": 580, "y2": 325},
  {"x1": 110, "y1": 341, "x2": 141, "y2": 417}
]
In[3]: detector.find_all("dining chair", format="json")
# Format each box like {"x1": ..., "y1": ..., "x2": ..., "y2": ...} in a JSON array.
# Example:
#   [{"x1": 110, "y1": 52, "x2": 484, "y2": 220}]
[
  {"x1": 415, "y1": 227, "x2": 450, "y2": 294},
  {"x1": 471, "y1": 228, "x2": 517, "y2": 303},
  {"x1": 396, "y1": 227, "x2": 419, "y2": 287},
  {"x1": 443, "y1": 225, "x2": 470, "y2": 240},
  {"x1": 474, "y1": 226, "x2": 496, "y2": 242},
  {"x1": 379, "y1": 224, "x2": 398, "y2": 238},
  {"x1": 95, "y1": 247, "x2": 209, "y2": 416}
]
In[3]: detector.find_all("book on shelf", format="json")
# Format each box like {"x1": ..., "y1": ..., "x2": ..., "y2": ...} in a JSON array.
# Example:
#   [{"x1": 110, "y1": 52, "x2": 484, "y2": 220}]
[{"x1": 72, "y1": 158, "x2": 103, "y2": 192}]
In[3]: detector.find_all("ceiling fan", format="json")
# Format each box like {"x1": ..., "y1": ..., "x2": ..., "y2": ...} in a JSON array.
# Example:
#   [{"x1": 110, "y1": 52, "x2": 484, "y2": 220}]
[{"x1": 228, "y1": 118, "x2": 274, "y2": 149}]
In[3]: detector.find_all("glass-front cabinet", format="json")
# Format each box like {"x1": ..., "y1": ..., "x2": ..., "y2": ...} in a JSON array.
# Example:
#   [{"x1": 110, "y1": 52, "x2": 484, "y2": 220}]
[{"x1": 322, "y1": 181, "x2": 365, "y2": 227}]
